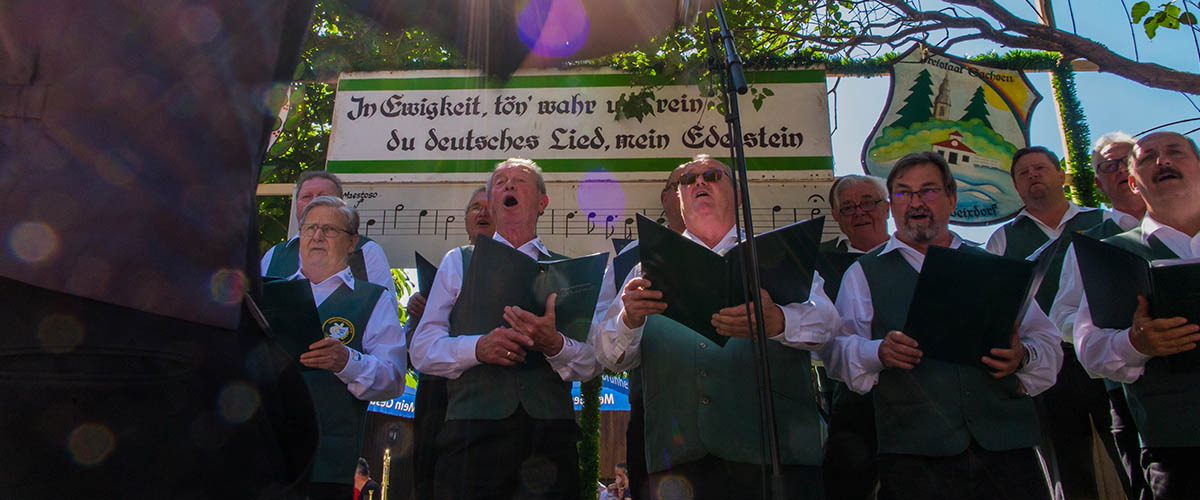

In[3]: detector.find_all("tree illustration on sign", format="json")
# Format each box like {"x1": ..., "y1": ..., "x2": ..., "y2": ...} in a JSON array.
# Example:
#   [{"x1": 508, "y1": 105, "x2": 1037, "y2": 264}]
[
  {"x1": 888, "y1": 69, "x2": 934, "y2": 129},
  {"x1": 959, "y1": 86, "x2": 993, "y2": 130}
]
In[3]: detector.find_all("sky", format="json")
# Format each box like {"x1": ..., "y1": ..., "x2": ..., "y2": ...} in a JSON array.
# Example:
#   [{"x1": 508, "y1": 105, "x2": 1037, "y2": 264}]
[{"x1": 822, "y1": 0, "x2": 1200, "y2": 243}]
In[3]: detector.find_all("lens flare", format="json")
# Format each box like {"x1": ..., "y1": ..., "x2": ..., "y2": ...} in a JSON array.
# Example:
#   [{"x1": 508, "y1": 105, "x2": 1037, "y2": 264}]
[
  {"x1": 518, "y1": 0, "x2": 590, "y2": 58},
  {"x1": 8, "y1": 221, "x2": 59, "y2": 264},
  {"x1": 67, "y1": 424, "x2": 115, "y2": 467}
]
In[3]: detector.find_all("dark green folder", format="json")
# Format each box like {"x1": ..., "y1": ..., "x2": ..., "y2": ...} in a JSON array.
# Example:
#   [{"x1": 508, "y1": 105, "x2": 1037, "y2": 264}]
[
  {"x1": 1074, "y1": 234, "x2": 1200, "y2": 371},
  {"x1": 260, "y1": 279, "x2": 324, "y2": 371},
  {"x1": 415, "y1": 251, "x2": 437, "y2": 297},
  {"x1": 449, "y1": 235, "x2": 608, "y2": 342},
  {"x1": 612, "y1": 241, "x2": 641, "y2": 291},
  {"x1": 636, "y1": 213, "x2": 823, "y2": 347},
  {"x1": 816, "y1": 251, "x2": 863, "y2": 301},
  {"x1": 902, "y1": 246, "x2": 1036, "y2": 366}
]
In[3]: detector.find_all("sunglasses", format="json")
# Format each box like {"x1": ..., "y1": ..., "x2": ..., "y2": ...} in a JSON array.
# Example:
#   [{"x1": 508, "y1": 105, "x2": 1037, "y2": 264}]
[{"x1": 679, "y1": 168, "x2": 725, "y2": 186}]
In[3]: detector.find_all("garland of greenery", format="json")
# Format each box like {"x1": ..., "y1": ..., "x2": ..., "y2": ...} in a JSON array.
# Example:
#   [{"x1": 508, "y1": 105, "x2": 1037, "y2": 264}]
[
  {"x1": 1051, "y1": 58, "x2": 1099, "y2": 207},
  {"x1": 578, "y1": 377, "x2": 602, "y2": 499}
]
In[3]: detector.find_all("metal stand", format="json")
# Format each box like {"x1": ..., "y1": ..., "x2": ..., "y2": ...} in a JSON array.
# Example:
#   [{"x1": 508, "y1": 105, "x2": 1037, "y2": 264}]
[{"x1": 705, "y1": 3, "x2": 785, "y2": 499}]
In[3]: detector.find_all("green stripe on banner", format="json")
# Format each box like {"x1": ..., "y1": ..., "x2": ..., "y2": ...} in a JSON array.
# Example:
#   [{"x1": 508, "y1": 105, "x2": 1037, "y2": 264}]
[
  {"x1": 337, "y1": 70, "x2": 826, "y2": 91},
  {"x1": 327, "y1": 156, "x2": 833, "y2": 174}
]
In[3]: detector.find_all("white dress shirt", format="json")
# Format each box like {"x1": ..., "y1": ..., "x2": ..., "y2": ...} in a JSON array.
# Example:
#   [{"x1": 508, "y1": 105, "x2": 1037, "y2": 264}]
[
  {"x1": 819, "y1": 233, "x2": 1064, "y2": 396},
  {"x1": 410, "y1": 233, "x2": 603, "y2": 381},
  {"x1": 262, "y1": 235, "x2": 397, "y2": 295},
  {"x1": 1049, "y1": 209, "x2": 1143, "y2": 343},
  {"x1": 1074, "y1": 216, "x2": 1200, "y2": 383},
  {"x1": 286, "y1": 266, "x2": 407, "y2": 401},
  {"x1": 986, "y1": 202, "x2": 1099, "y2": 255},
  {"x1": 590, "y1": 225, "x2": 842, "y2": 373}
]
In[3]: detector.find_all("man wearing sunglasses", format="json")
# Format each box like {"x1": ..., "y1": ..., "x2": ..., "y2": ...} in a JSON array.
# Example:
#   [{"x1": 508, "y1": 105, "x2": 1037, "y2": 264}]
[
  {"x1": 818, "y1": 174, "x2": 889, "y2": 500},
  {"x1": 593, "y1": 154, "x2": 840, "y2": 499},
  {"x1": 820, "y1": 151, "x2": 1060, "y2": 500},
  {"x1": 1049, "y1": 132, "x2": 1149, "y2": 500},
  {"x1": 987, "y1": 146, "x2": 1129, "y2": 500}
]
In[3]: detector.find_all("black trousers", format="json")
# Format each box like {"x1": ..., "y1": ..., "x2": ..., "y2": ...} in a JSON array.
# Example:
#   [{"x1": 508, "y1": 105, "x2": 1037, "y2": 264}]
[
  {"x1": 1141, "y1": 446, "x2": 1200, "y2": 500},
  {"x1": 647, "y1": 455, "x2": 823, "y2": 500},
  {"x1": 1035, "y1": 344, "x2": 1123, "y2": 500},
  {"x1": 0, "y1": 276, "x2": 317, "y2": 500},
  {"x1": 877, "y1": 443, "x2": 1050, "y2": 500},
  {"x1": 1108, "y1": 387, "x2": 1150, "y2": 500},
  {"x1": 305, "y1": 482, "x2": 354, "y2": 500},
  {"x1": 625, "y1": 395, "x2": 649, "y2": 500},
  {"x1": 821, "y1": 388, "x2": 879, "y2": 500},
  {"x1": 413, "y1": 374, "x2": 448, "y2": 500},
  {"x1": 433, "y1": 406, "x2": 580, "y2": 500}
]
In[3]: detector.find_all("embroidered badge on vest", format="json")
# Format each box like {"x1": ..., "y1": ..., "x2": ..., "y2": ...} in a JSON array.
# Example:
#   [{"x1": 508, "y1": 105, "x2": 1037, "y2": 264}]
[{"x1": 322, "y1": 317, "x2": 356, "y2": 344}]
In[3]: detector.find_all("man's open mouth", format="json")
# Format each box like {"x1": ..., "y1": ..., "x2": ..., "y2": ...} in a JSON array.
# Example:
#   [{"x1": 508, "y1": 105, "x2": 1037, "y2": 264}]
[
  {"x1": 503, "y1": 195, "x2": 518, "y2": 207},
  {"x1": 1154, "y1": 167, "x2": 1182, "y2": 183}
]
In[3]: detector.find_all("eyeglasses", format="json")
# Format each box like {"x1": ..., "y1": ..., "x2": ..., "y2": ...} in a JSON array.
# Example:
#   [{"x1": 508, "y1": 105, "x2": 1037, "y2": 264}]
[
  {"x1": 679, "y1": 168, "x2": 725, "y2": 186},
  {"x1": 661, "y1": 180, "x2": 680, "y2": 195},
  {"x1": 300, "y1": 223, "x2": 352, "y2": 238},
  {"x1": 892, "y1": 187, "x2": 945, "y2": 203},
  {"x1": 838, "y1": 198, "x2": 886, "y2": 216},
  {"x1": 1096, "y1": 159, "x2": 1127, "y2": 174}
]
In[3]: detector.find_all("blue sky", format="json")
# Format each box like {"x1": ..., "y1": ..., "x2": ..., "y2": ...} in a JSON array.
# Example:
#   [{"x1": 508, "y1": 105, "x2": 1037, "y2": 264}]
[{"x1": 822, "y1": 0, "x2": 1200, "y2": 242}]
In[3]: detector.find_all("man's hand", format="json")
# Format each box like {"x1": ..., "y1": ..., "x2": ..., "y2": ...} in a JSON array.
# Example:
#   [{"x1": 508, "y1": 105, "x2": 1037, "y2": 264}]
[
  {"x1": 879, "y1": 330, "x2": 922, "y2": 370},
  {"x1": 475, "y1": 327, "x2": 534, "y2": 366},
  {"x1": 300, "y1": 337, "x2": 351, "y2": 372},
  {"x1": 503, "y1": 293, "x2": 564, "y2": 356},
  {"x1": 1129, "y1": 296, "x2": 1200, "y2": 357},
  {"x1": 983, "y1": 327, "x2": 1025, "y2": 379},
  {"x1": 619, "y1": 277, "x2": 667, "y2": 329},
  {"x1": 406, "y1": 292, "x2": 427, "y2": 321},
  {"x1": 711, "y1": 289, "x2": 785, "y2": 338}
]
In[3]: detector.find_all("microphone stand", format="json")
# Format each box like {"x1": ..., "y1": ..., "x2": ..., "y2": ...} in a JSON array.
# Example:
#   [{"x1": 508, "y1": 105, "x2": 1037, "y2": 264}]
[{"x1": 705, "y1": 3, "x2": 785, "y2": 500}]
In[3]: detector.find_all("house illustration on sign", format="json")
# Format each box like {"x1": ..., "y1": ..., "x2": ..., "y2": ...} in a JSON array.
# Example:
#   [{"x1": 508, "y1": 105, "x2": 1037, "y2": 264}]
[{"x1": 931, "y1": 131, "x2": 1004, "y2": 172}]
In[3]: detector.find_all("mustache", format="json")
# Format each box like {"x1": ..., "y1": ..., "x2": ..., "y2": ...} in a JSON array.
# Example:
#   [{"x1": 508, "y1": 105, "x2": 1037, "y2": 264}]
[
  {"x1": 1153, "y1": 166, "x2": 1182, "y2": 182},
  {"x1": 904, "y1": 207, "x2": 933, "y2": 220}
]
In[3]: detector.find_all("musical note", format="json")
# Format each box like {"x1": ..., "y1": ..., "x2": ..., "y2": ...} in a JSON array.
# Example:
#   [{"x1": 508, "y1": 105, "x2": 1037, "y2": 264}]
[
  {"x1": 623, "y1": 217, "x2": 634, "y2": 240},
  {"x1": 810, "y1": 207, "x2": 821, "y2": 219},
  {"x1": 605, "y1": 215, "x2": 616, "y2": 239},
  {"x1": 393, "y1": 204, "x2": 405, "y2": 230},
  {"x1": 417, "y1": 209, "x2": 429, "y2": 234},
  {"x1": 365, "y1": 218, "x2": 377, "y2": 235},
  {"x1": 771, "y1": 205, "x2": 782, "y2": 229},
  {"x1": 563, "y1": 211, "x2": 577, "y2": 237},
  {"x1": 586, "y1": 212, "x2": 598, "y2": 235},
  {"x1": 442, "y1": 215, "x2": 456, "y2": 240}
]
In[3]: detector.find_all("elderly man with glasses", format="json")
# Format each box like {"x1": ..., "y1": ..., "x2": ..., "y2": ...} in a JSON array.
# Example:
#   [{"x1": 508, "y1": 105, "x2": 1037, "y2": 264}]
[
  {"x1": 593, "y1": 154, "x2": 839, "y2": 499},
  {"x1": 820, "y1": 151, "x2": 1061, "y2": 500},
  {"x1": 283, "y1": 195, "x2": 406, "y2": 500}
]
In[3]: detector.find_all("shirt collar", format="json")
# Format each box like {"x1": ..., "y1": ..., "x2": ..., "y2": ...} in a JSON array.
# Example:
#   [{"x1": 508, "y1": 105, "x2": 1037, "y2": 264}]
[
  {"x1": 878, "y1": 231, "x2": 964, "y2": 257},
  {"x1": 1109, "y1": 208, "x2": 1142, "y2": 231},
  {"x1": 682, "y1": 224, "x2": 742, "y2": 255},
  {"x1": 1013, "y1": 202, "x2": 1092, "y2": 232},
  {"x1": 838, "y1": 233, "x2": 884, "y2": 254},
  {"x1": 288, "y1": 266, "x2": 356, "y2": 289},
  {"x1": 491, "y1": 232, "x2": 551, "y2": 259}
]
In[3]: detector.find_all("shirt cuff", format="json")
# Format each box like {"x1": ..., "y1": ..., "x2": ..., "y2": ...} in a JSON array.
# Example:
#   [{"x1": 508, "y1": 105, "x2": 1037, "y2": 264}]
[
  {"x1": 453, "y1": 335, "x2": 484, "y2": 371},
  {"x1": 769, "y1": 303, "x2": 828, "y2": 347},
  {"x1": 545, "y1": 333, "x2": 579, "y2": 378},
  {"x1": 859, "y1": 338, "x2": 885, "y2": 374},
  {"x1": 335, "y1": 346, "x2": 366, "y2": 381},
  {"x1": 612, "y1": 314, "x2": 644, "y2": 356},
  {"x1": 1115, "y1": 327, "x2": 1153, "y2": 368}
]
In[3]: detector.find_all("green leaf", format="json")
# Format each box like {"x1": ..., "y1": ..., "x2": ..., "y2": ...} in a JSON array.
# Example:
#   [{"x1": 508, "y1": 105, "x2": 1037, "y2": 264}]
[
  {"x1": 1131, "y1": 1, "x2": 1151, "y2": 22},
  {"x1": 1145, "y1": 17, "x2": 1160, "y2": 38},
  {"x1": 1182, "y1": 12, "x2": 1198, "y2": 24},
  {"x1": 762, "y1": 88, "x2": 775, "y2": 96}
]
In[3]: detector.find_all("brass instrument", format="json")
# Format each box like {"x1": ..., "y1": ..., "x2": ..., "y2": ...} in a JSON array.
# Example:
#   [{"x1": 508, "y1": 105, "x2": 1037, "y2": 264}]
[{"x1": 379, "y1": 447, "x2": 392, "y2": 500}]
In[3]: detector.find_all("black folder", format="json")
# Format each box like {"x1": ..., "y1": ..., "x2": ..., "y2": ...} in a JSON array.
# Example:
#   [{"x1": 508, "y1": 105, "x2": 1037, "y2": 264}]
[
  {"x1": 611, "y1": 241, "x2": 641, "y2": 291},
  {"x1": 450, "y1": 235, "x2": 608, "y2": 342},
  {"x1": 1074, "y1": 234, "x2": 1200, "y2": 371},
  {"x1": 902, "y1": 245, "x2": 1041, "y2": 365},
  {"x1": 415, "y1": 251, "x2": 437, "y2": 297},
  {"x1": 259, "y1": 279, "x2": 324, "y2": 371},
  {"x1": 636, "y1": 213, "x2": 823, "y2": 346}
]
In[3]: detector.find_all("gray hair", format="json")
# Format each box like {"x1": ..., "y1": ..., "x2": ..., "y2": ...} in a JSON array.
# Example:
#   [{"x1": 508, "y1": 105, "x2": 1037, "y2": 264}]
[
  {"x1": 299, "y1": 195, "x2": 360, "y2": 235},
  {"x1": 887, "y1": 151, "x2": 958, "y2": 196},
  {"x1": 486, "y1": 158, "x2": 547, "y2": 199},
  {"x1": 293, "y1": 170, "x2": 344, "y2": 198},
  {"x1": 1091, "y1": 131, "x2": 1135, "y2": 169},
  {"x1": 829, "y1": 175, "x2": 888, "y2": 209},
  {"x1": 465, "y1": 186, "x2": 487, "y2": 214}
]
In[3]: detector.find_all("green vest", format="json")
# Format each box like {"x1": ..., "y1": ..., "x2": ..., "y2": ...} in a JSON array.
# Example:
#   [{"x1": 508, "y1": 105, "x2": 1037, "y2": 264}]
[
  {"x1": 264, "y1": 236, "x2": 374, "y2": 281},
  {"x1": 1103, "y1": 228, "x2": 1200, "y2": 447},
  {"x1": 306, "y1": 280, "x2": 385, "y2": 484},
  {"x1": 445, "y1": 245, "x2": 578, "y2": 421},
  {"x1": 640, "y1": 315, "x2": 824, "y2": 473},
  {"x1": 859, "y1": 246, "x2": 1040, "y2": 456},
  {"x1": 1001, "y1": 209, "x2": 1104, "y2": 312}
]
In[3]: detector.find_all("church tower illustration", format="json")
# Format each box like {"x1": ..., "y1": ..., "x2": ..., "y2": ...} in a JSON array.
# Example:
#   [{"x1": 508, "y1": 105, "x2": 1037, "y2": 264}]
[{"x1": 933, "y1": 75, "x2": 952, "y2": 120}]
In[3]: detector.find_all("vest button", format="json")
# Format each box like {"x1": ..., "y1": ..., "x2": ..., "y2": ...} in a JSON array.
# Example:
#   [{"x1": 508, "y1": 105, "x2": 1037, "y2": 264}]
[
  {"x1": 699, "y1": 342, "x2": 708, "y2": 349},
  {"x1": 700, "y1": 397, "x2": 710, "y2": 405}
]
